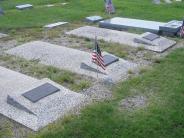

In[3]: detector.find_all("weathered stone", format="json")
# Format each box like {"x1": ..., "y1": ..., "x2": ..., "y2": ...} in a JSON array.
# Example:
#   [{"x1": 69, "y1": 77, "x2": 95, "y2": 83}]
[
  {"x1": 85, "y1": 16, "x2": 103, "y2": 23},
  {"x1": 16, "y1": 4, "x2": 33, "y2": 10},
  {"x1": 134, "y1": 32, "x2": 176, "y2": 52}
]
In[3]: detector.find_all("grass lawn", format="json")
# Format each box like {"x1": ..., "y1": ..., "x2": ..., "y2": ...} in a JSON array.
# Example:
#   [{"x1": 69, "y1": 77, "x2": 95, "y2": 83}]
[
  {"x1": 0, "y1": 0, "x2": 184, "y2": 29},
  {"x1": 31, "y1": 46, "x2": 184, "y2": 138}
]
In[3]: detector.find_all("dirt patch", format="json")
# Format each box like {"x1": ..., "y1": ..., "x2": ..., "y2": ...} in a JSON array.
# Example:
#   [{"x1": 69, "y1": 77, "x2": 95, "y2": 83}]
[
  {"x1": 81, "y1": 82, "x2": 113, "y2": 101},
  {"x1": 119, "y1": 95, "x2": 147, "y2": 110}
]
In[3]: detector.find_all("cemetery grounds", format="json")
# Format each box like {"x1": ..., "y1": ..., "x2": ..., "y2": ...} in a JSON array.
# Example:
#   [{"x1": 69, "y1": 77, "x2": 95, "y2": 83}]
[{"x1": 0, "y1": 0, "x2": 184, "y2": 138}]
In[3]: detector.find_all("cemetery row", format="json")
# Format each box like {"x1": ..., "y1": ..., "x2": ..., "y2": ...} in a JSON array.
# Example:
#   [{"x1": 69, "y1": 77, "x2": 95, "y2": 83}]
[{"x1": 0, "y1": 0, "x2": 183, "y2": 132}]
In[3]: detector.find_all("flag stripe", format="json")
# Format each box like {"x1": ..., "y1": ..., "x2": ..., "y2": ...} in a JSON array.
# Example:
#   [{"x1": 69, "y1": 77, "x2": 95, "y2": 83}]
[
  {"x1": 180, "y1": 20, "x2": 184, "y2": 37},
  {"x1": 91, "y1": 38, "x2": 106, "y2": 70}
]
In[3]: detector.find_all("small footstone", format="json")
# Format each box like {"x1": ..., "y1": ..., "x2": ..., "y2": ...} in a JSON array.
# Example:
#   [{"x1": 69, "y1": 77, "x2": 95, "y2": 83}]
[
  {"x1": 85, "y1": 16, "x2": 103, "y2": 23},
  {"x1": 44, "y1": 22, "x2": 68, "y2": 29},
  {"x1": 16, "y1": 4, "x2": 33, "y2": 10}
]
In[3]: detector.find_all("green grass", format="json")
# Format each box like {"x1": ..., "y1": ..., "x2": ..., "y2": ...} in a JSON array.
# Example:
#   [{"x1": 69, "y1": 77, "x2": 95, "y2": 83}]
[
  {"x1": 0, "y1": 0, "x2": 184, "y2": 29},
  {"x1": 31, "y1": 48, "x2": 184, "y2": 138},
  {"x1": 0, "y1": 54, "x2": 92, "y2": 92}
]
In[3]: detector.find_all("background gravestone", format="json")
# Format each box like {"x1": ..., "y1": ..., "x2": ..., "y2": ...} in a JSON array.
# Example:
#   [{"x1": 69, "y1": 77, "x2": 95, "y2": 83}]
[
  {"x1": 0, "y1": 8, "x2": 4, "y2": 15},
  {"x1": 153, "y1": 0, "x2": 160, "y2": 4}
]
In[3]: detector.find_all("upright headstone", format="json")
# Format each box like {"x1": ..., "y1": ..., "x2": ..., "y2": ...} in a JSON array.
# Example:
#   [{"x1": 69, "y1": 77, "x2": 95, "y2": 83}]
[
  {"x1": 0, "y1": 8, "x2": 4, "y2": 15},
  {"x1": 153, "y1": 0, "x2": 161, "y2": 4}
]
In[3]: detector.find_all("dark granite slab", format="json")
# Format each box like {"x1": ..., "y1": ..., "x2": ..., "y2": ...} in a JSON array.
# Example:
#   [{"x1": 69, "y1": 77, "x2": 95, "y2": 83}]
[
  {"x1": 22, "y1": 83, "x2": 60, "y2": 103},
  {"x1": 143, "y1": 33, "x2": 160, "y2": 41},
  {"x1": 103, "y1": 55, "x2": 119, "y2": 66}
]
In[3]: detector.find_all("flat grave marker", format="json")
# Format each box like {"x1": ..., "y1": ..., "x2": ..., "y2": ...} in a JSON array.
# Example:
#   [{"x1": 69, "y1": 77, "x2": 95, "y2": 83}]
[
  {"x1": 22, "y1": 83, "x2": 60, "y2": 103},
  {"x1": 85, "y1": 16, "x2": 104, "y2": 23},
  {"x1": 134, "y1": 32, "x2": 176, "y2": 52},
  {"x1": 44, "y1": 22, "x2": 68, "y2": 29},
  {"x1": 16, "y1": 4, "x2": 33, "y2": 10},
  {"x1": 66, "y1": 26, "x2": 176, "y2": 52},
  {"x1": 0, "y1": 66, "x2": 86, "y2": 131},
  {"x1": 6, "y1": 41, "x2": 137, "y2": 82}
]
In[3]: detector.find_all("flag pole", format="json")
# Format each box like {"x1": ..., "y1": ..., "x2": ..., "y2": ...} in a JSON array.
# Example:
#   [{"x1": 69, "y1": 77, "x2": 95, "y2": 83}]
[{"x1": 95, "y1": 36, "x2": 99, "y2": 79}]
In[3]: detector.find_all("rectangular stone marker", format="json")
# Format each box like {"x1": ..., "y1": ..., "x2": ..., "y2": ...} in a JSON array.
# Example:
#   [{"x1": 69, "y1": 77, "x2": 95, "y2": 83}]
[
  {"x1": 0, "y1": 66, "x2": 86, "y2": 131},
  {"x1": 6, "y1": 41, "x2": 137, "y2": 82},
  {"x1": 159, "y1": 20, "x2": 183, "y2": 36},
  {"x1": 44, "y1": 22, "x2": 68, "y2": 29},
  {"x1": 103, "y1": 55, "x2": 119, "y2": 66},
  {"x1": 99, "y1": 17, "x2": 166, "y2": 33},
  {"x1": 143, "y1": 33, "x2": 160, "y2": 41},
  {"x1": 134, "y1": 32, "x2": 176, "y2": 52},
  {"x1": 16, "y1": 4, "x2": 33, "y2": 10},
  {"x1": 66, "y1": 26, "x2": 176, "y2": 52},
  {"x1": 22, "y1": 83, "x2": 60, "y2": 103},
  {"x1": 85, "y1": 16, "x2": 103, "y2": 23}
]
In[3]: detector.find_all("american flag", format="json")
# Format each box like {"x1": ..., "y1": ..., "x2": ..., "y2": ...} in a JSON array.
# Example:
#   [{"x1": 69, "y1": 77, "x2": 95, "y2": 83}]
[
  {"x1": 180, "y1": 20, "x2": 184, "y2": 38},
  {"x1": 105, "y1": 0, "x2": 114, "y2": 14},
  {"x1": 92, "y1": 37, "x2": 106, "y2": 70}
]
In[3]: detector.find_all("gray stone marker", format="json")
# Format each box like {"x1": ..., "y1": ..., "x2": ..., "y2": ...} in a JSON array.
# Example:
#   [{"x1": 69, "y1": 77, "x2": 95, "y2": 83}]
[
  {"x1": 6, "y1": 41, "x2": 137, "y2": 82},
  {"x1": 99, "y1": 17, "x2": 166, "y2": 33},
  {"x1": 153, "y1": 0, "x2": 161, "y2": 4},
  {"x1": 43, "y1": 22, "x2": 68, "y2": 29},
  {"x1": 22, "y1": 83, "x2": 60, "y2": 103},
  {"x1": 16, "y1": 4, "x2": 33, "y2": 10},
  {"x1": 85, "y1": 16, "x2": 103, "y2": 23},
  {"x1": 103, "y1": 54, "x2": 119, "y2": 66},
  {"x1": 164, "y1": 0, "x2": 172, "y2": 3},
  {"x1": 159, "y1": 20, "x2": 183, "y2": 36},
  {"x1": 0, "y1": 66, "x2": 86, "y2": 131},
  {"x1": 80, "y1": 62, "x2": 106, "y2": 75},
  {"x1": 134, "y1": 32, "x2": 176, "y2": 52},
  {"x1": 0, "y1": 8, "x2": 4, "y2": 15},
  {"x1": 66, "y1": 26, "x2": 176, "y2": 52}
]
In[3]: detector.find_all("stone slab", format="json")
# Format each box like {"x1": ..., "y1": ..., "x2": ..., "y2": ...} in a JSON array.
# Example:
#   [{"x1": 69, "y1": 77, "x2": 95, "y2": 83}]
[
  {"x1": 99, "y1": 17, "x2": 166, "y2": 33},
  {"x1": 143, "y1": 33, "x2": 160, "y2": 41},
  {"x1": 0, "y1": 66, "x2": 86, "y2": 131},
  {"x1": 66, "y1": 26, "x2": 176, "y2": 52},
  {"x1": 44, "y1": 22, "x2": 68, "y2": 29},
  {"x1": 6, "y1": 41, "x2": 137, "y2": 82},
  {"x1": 16, "y1": 4, "x2": 33, "y2": 10},
  {"x1": 159, "y1": 20, "x2": 183, "y2": 35},
  {"x1": 85, "y1": 16, "x2": 103, "y2": 23},
  {"x1": 134, "y1": 32, "x2": 176, "y2": 52},
  {"x1": 22, "y1": 83, "x2": 60, "y2": 103}
]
